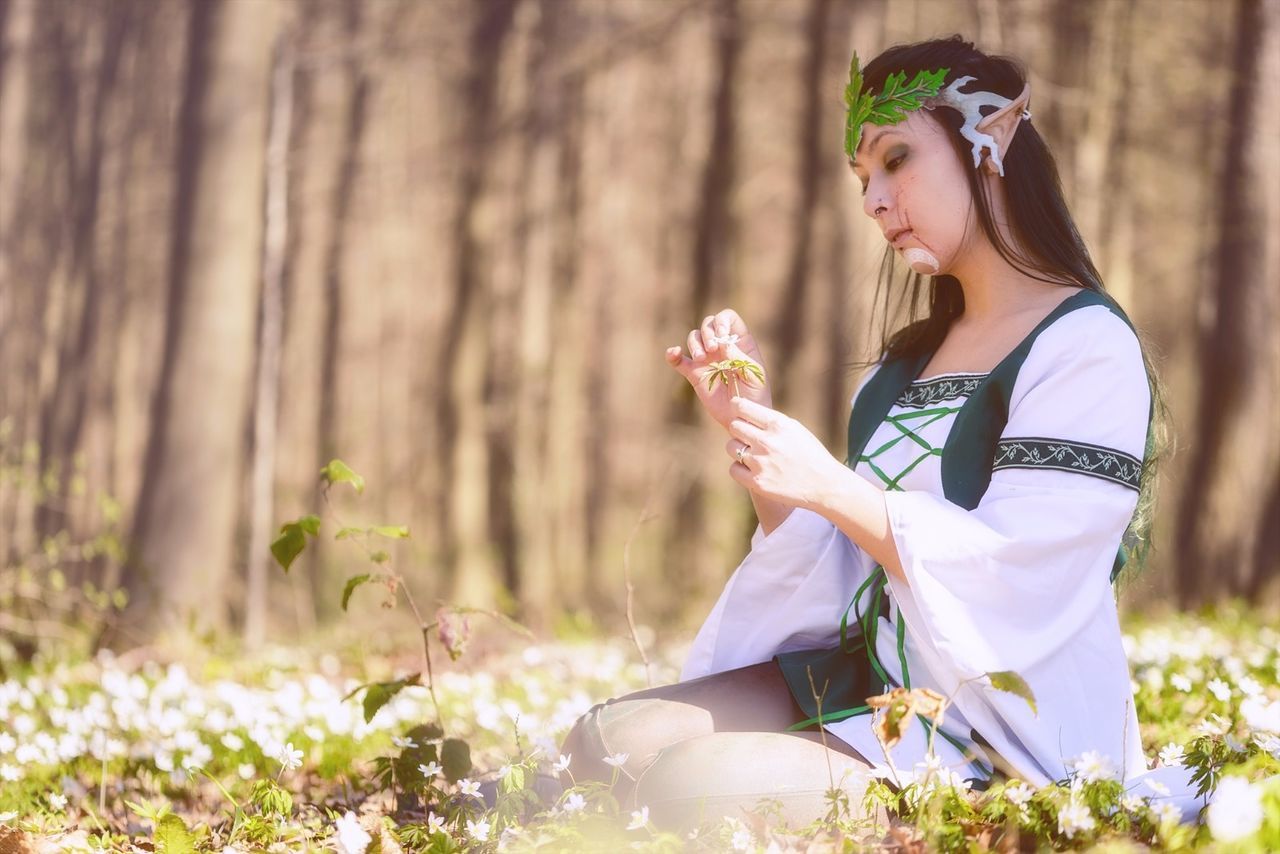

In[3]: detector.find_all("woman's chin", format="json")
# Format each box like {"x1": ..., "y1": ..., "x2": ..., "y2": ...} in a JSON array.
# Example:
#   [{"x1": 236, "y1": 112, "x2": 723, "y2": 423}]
[{"x1": 903, "y1": 247, "x2": 941, "y2": 275}]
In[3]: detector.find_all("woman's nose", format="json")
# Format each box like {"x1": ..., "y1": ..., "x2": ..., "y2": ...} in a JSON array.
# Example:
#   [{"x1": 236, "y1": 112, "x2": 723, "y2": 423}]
[{"x1": 863, "y1": 184, "x2": 890, "y2": 220}]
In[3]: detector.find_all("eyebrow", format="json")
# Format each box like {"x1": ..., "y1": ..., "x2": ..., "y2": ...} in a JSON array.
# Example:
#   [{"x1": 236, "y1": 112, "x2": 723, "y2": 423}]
[{"x1": 850, "y1": 129, "x2": 904, "y2": 169}]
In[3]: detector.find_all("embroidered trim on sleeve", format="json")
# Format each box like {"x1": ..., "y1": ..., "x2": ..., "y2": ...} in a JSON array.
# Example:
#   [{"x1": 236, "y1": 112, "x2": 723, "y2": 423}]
[{"x1": 992, "y1": 437, "x2": 1142, "y2": 490}]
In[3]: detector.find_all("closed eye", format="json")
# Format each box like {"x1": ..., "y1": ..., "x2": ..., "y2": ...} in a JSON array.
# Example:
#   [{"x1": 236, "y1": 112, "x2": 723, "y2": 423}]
[{"x1": 859, "y1": 154, "x2": 907, "y2": 197}]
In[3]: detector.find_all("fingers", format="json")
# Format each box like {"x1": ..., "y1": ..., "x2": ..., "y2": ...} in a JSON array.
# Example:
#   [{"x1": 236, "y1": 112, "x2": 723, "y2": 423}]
[
  {"x1": 724, "y1": 437, "x2": 751, "y2": 461},
  {"x1": 686, "y1": 327, "x2": 707, "y2": 361},
  {"x1": 727, "y1": 417, "x2": 765, "y2": 446},
  {"x1": 700, "y1": 314, "x2": 719, "y2": 354},
  {"x1": 665, "y1": 346, "x2": 693, "y2": 380},
  {"x1": 703, "y1": 308, "x2": 752, "y2": 355}
]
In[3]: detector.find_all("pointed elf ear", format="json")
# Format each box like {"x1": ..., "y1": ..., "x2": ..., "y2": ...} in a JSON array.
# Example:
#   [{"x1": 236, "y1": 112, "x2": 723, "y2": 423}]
[{"x1": 975, "y1": 82, "x2": 1032, "y2": 175}]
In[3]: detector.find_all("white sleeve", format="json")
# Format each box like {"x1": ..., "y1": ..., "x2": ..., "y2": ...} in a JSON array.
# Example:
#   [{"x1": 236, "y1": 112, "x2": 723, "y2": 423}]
[
  {"x1": 880, "y1": 307, "x2": 1151, "y2": 680},
  {"x1": 680, "y1": 361, "x2": 885, "y2": 681}
]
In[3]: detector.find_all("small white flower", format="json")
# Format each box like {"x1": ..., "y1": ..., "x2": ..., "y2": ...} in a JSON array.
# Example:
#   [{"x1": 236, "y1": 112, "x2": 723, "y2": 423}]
[
  {"x1": 333, "y1": 811, "x2": 372, "y2": 854},
  {"x1": 551, "y1": 753, "x2": 572, "y2": 777},
  {"x1": 466, "y1": 818, "x2": 491, "y2": 842},
  {"x1": 426, "y1": 811, "x2": 446, "y2": 833},
  {"x1": 1237, "y1": 675, "x2": 1264, "y2": 697},
  {"x1": 497, "y1": 764, "x2": 513, "y2": 779},
  {"x1": 1, "y1": 763, "x2": 21, "y2": 782},
  {"x1": 1068, "y1": 750, "x2": 1119, "y2": 782},
  {"x1": 391, "y1": 736, "x2": 418, "y2": 750},
  {"x1": 1057, "y1": 798, "x2": 1096, "y2": 839},
  {"x1": 1153, "y1": 801, "x2": 1182, "y2": 826},
  {"x1": 1207, "y1": 678, "x2": 1232, "y2": 702},
  {"x1": 1254, "y1": 732, "x2": 1280, "y2": 760},
  {"x1": 48, "y1": 792, "x2": 68, "y2": 810},
  {"x1": 1196, "y1": 713, "x2": 1231, "y2": 736},
  {"x1": 238, "y1": 763, "x2": 255, "y2": 780},
  {"x1": 1170, "y1": 673, "x2": 1193, "y2": 692},
  {"x1": 221, "y1": 733, "x2": 244, "y2": 751},
  {"x1": 275, "y1": 742, "x2": 303, "y2": 771},
  {"x1": 1120, "y1": 793, "x2": 1146, "y2": 813},
  {"x1": 602, "y1": 752, "x2": 630, "y2": 768},
  {"x1": 731, "y1": 827, "x2": 753, "y2": 851},
  {"x1": 627, "y1": 806, "x2": 650, "y2": 830},
  {"x1": 1158, "y1": 742, "x2": 1185, "y2": 767},
  {"x1": 563, "y1": 792, "x2": 587, "y2": 813},
  {"x1": 419, "y1": 761, "x2": 442, "y2": 779},
  {"x1": 1207, "y1": 776, "x2": 1264, "y2": 842},
  {"x1": 1004, "y1": 780, "x2": 1033, "y2": 807},
  {"x1": 458, "y1": 778, "x2": 482, "y2": 797},
  {"x1": 1241, "y1": 695, "x2": 1280, "y2": 733}
]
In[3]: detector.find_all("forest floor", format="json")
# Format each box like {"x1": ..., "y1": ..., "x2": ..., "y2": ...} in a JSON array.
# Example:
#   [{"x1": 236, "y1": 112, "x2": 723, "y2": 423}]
[{"x1": 0, "y1": 604, "x2": 1278, "y2": 852}]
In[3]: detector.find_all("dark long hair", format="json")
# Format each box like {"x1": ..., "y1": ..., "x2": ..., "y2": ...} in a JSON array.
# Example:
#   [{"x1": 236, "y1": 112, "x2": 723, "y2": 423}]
[{"x1": 851, "y1": 35, "x2": 1170, "y2": 583}]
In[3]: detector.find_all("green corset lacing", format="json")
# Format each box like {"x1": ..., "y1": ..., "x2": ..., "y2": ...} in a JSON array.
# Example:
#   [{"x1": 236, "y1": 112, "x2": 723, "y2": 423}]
[{"x1": 787, "y1": 403, "x2": 994, "y2": 777}]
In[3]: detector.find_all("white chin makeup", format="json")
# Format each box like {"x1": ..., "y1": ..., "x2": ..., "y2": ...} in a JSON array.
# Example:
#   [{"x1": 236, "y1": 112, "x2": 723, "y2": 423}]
[{"x1": 903, "y1": 247, "x2": 940, "y2": 275}]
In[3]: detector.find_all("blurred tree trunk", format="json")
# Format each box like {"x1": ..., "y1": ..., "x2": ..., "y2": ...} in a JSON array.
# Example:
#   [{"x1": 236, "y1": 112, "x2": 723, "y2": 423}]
[
  {"x1": 771, "y1": 0, "x2": 831, "y2": 408},
  {"x1": 665, "y1": 0, "x2": 740, "y2": 611},
  {"x1": 0, "y1": 0, "x2": 37, "y2": 564},
  {"x1": 244, "y1": 32, "x2": 296, "y2": 647},
  {"x1": 1175, "y1": 0, "x2": 1279, "y2": 605},
  {"x1": 32, "y1": 5, "x2": 130, "y2": 546},
  {"x1": 117, "y1": 0, "x2": 278, "y2": 641},
  {"x1": 441, "y1": 0, "x2": 521, "y2": 607}
]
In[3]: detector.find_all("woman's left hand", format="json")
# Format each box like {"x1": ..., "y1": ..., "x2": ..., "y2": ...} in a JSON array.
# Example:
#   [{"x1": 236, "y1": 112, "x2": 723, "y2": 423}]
[{"x1": 724, "y1": 396, "x2": 848, "y2": 511}]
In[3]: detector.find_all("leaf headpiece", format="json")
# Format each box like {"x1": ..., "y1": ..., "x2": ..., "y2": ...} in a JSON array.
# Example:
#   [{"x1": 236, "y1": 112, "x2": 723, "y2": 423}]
[{"x1": 844, "y1": 51, "x2": 948, "y2": 162}]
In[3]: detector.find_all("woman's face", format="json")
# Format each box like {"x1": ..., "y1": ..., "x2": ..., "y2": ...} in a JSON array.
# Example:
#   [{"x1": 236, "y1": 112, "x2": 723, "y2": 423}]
[{"x1": 851, "y1": 109, "x2": 976, "y2": 276}]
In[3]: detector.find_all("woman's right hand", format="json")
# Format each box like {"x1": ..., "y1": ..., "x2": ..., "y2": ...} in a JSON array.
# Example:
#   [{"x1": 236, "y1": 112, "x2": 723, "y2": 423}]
[{"x1": 665, "y1": 308, "x2": 773, "y2": 432}]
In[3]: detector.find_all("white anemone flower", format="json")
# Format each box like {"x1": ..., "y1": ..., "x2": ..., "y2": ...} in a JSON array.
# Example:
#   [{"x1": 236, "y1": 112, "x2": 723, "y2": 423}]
[
  {"x1": 275, "y1": 742, "x2": 303, "y2": 771},
  {"x1": 333, "y1": 811, "x2": 372, "y2": 854},
  {"x1": 1206, "y1": 776, "x2": 1264, "y2": 842},
  {"x1": 1157, "y1": 743, "x2": 1185, "y2": 767},
  {"x1": 466, "y1": 819, "x2": 491, "y2": 842},
  {"x1": 1057, "y1": 798, "x2": 1096, "y2": 839}
]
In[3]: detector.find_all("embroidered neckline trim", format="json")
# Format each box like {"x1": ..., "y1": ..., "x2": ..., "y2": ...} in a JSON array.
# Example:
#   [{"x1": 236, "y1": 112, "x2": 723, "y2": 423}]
[{"x1": 910, "y1": 370, "x2": 991, "y2": 385}]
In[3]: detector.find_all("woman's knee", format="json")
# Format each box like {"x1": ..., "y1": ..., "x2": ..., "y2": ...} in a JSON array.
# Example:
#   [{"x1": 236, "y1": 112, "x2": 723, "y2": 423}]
[
  {"x1": 560, "y1": 690, "x2": 716, "y2": 786},
  {"x1": 632, "y1": 731, "x2": 883, "y2": 831}
]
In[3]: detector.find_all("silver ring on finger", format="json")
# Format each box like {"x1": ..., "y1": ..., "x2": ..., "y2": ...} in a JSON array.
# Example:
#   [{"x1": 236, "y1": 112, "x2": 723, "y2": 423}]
[{"x1": 735, "y1": 443, "x2": 750, "y2": 464}]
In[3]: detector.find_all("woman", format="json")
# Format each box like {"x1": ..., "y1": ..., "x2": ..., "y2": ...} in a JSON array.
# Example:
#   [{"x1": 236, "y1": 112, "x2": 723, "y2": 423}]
[{"x1": 559, "y1": 35, "x2": 1200, "y2": 831}]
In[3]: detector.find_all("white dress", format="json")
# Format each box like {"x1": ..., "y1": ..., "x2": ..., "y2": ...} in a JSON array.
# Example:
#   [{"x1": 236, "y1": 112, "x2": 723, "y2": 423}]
[{"x1": 681, "y1": 303, "x2": 1208, "y2": 820}]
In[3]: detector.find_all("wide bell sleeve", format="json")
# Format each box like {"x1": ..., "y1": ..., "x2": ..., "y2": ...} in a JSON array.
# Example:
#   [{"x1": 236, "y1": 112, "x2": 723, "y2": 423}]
[
  {"x1": 878, "y1": 306, "x2": 1153, "y2": 784},
  {"x1": 680, "y1": 363, "x2": 886, "y2": 682}
]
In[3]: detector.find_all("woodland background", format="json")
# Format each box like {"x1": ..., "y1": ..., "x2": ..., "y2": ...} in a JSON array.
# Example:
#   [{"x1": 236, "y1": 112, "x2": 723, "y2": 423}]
[{"x1": 0, "y1": 0, "x2": 1276, "y2": 650}]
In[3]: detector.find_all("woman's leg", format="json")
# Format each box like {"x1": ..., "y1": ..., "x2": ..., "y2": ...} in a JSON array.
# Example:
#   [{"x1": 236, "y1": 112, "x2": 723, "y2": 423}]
[
  {"x1": 558, "y1": 660, "x2": 873, "y2": 804},
  {"x1": 632, "y1": 730, "x2": 885, "y2": 832}
]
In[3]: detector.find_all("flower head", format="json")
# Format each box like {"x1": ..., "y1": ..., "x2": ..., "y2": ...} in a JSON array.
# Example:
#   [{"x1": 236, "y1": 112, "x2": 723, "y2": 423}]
[
  {"x1": 1207, "y1": 776, "x2": 1263, "y2": 842},
  {"x1": 563, "y1": 792, "x2": 587, "y2": 813},
  {"x1": 1158, "y1": 742, "x2": 1185, "y2": 767},
  {"x1": 333, "y1": 811, "x2": 372, "y2": 854},
  {"x1": 627, "y1": 806, "x2": 650, "y2": 830},
  {"x1": 419, "y1": 761, "x2": 442, "y2": 779},
  {"x1": 1057, "y1": 798, "x2": 1096, "y2": 839},
  {"x1": 458, "y1": 777, "x2": 481, "y2": 798},
  {"x1": 1067, "y1": 750, "x2": 1118, "y2": 783},
  {"x1": 466, "y1": 818, "x2": 491, "y2": 842},
  {"x1": 602, "y1": 752, "x2": 630, "y2": 768},
  {"x1": 275, "y1": 742, "x2": 303, "y2": 772}
]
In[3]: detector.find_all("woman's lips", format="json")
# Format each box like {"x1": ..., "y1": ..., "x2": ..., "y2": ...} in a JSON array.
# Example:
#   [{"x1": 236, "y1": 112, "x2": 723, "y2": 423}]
[{"x1": 892, "y1": 229, "x2": 914, "y2": 248}]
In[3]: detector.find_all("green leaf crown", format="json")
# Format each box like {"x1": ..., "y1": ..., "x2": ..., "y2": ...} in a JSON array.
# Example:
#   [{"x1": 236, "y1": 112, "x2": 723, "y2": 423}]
[{"x1": 844, "y1": 52, "x2": 949, "y2": 161}]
